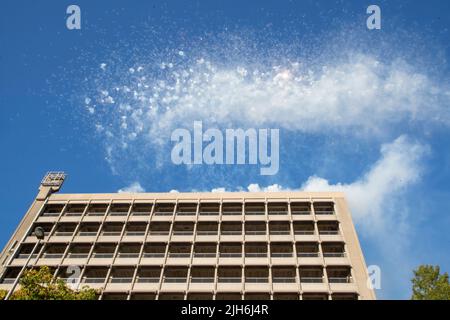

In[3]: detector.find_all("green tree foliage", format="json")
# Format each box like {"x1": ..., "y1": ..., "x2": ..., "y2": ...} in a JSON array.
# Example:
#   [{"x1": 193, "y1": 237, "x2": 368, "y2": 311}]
[
  {"x1": 0, "y1": 289, "x2": 6, "y2": 300},
  {"x1": 411, "y1": 265, "x2": 450, "y2": 300},
  {"x1": 8, "y1": 266, "x2": 98, "y2": 300}
]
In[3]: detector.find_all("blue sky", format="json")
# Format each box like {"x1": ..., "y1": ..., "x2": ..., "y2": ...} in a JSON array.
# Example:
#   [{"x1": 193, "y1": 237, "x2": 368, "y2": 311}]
[{"x1": 1, "y1": 0, "x2": 450, "y2": 299}]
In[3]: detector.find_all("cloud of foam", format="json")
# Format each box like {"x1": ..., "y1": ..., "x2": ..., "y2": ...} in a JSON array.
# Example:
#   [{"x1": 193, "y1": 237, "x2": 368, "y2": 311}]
[{"x1": 84, "y1": 51, "x2": 449, "y2": 172}]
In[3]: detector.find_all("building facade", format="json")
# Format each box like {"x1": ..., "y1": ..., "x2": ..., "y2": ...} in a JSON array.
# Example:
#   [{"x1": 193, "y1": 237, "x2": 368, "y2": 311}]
[{"x1": 0, "y1": 173, "x2": 376, "y2": 300}]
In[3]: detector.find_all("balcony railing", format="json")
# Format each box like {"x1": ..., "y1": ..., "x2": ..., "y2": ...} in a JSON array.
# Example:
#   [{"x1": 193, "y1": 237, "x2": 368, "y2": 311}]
[
  {"x1": 323, "y1": 252, "x2": 346, "y2": 258},
  {"x1": 78, "y1": 231, "x2": 98, "y2": 236},
  {"x1": 102, "y1": 231, "x2": 121, "y2": 236},
  {"x1": 245, "y1": 211, "x2": 265, "y2": 215},
  {"x1": 42, "y1": 212, "x2": 60, "y2": 217},
  {"x1": 1, "y1": 278, "x2": 16, "y2": 284},
  {"x1": 172, "y1": 231, "x2": 194, "y2": 235},
  {"x1": 109, "y1": 277, "x2": 133, "y2": 283},
  {"x1": 154, "y1": 211, "x2": 173, "y2": 216},
  {"x1": 143, "y1": 252, "x2": 165, "y2": 258},
  {"x1": 136, "y1": 277, "x2": 160, "y2": 283},
  {"x1": 245, "y1": 253, "x2": 267, "y2": 257},
  {"x1": 219, "y1": 253, "x2": 242, "y2": 258},
  {"x1": 222, "y1": 211, "x2": 242, "y2": 215},
  {"x1": 271, "y1": 253, "x2": 293, "y2": 257},
  {"x1": 319, "y1": 230, "x2": 339, "y2": 235},
  {"x1": 291, "y1": 210, "x2": 310, "y2": 215},
  {"x1": 83, "y1": 277, "x2": 106, "y2": 283},
  {"x1": 268, "y1": 211, "x2": 288, "y2": 215},
  {"x1": 218, "y1": 277, "x2": 241, "y2": 283},
  {"x1": 43, "y1": 253, "x2": 64, "y2": 259},
  {"x1": 16, "y1": 253, "x2": 38, "y2": 259},
  {"x1": 194, "y1": 253, "x2": 216, "y2": 258},
  {"x1": 269, "y1": 230, "x2": 290, "y2": 235},
  {"x1": 176, "y1": 211, "x2": 197, "y2": 216},
  {"x1": 199, "y1": 211, "x2": 219, "y2": 216},
  {"x1": 245, "y1": 277, "x2": 268, "y2": 283},
  {"x1": 197, "y1": 231, "x2": 218, "y2": 235},
  {"x1": 67, "y1": 253, "x2": 89, "y2": 259},
  {"x1": 92, "y1": 253, "x2": 114, "y2": 258},
  {"x1": 118, "y1": 253, "x2": 140, "y2": 258},
  {"x1": 164, "y1": 277, "x2": 187, "y2": 283},
  {"x1": 86, "y1": 212, "x2": 105, "y2": 216},
  {"x1": 109, "y1": 211, "x2": 128, "y2": 216},
  {"x1": 328, "y1": 277, "x2": 352, "y2": 283},
  {"x1": 125, "y1": 231, "x2": 146, "y2": 236},
  {"x1": 168, "y1": 253, "x2": 190, "y2": 258},
  {"x1": 65, "y1": 212, "x2": 83, "y2": 217},
  {"x1": 190, "y1": 277, "x2": 214, "y2": 283},
  {"x1": 294, "y1": 230, "x2": 315, "y2": 235},
  {"x1": 131, "y1": 212, "x2": 149, "y2": 216},
  {"x1": 300, "y1": 277, "x2": 323, "y2": 283},
  {"x1": 54, "y1": 231, "x2": 74, "y2": 236},
  {"x1": 245, "y1": 231, "x2": 266, "y2": 235},
  {"x1": 221, "y1": 231, "x2": 242, "y2": 235},
  {"x1": 148, "y1": 231, "x2": 170, "y2": 235},
  {"x1": 272, "y1": 277, "x2": 296, "y2": 283},
  {"x1": 297, "y1": 252, "x2": 320, "y2": 257},
  {"x1": 315, "y1": 210, "x2": 334, "y2": 215}
]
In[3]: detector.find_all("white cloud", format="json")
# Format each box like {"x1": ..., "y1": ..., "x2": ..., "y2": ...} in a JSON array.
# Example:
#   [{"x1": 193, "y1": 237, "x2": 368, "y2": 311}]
[
  {"x1": 117, "y1": 181, "x2": 145, "y2": 193},
  {"x1": 241, "y1": 135, "x2": 427, "y2": 233}
]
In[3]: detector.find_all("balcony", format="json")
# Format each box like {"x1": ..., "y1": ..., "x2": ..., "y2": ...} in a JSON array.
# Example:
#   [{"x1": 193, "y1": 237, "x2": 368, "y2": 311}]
[
  {"x1": 85, "y1": 204, "x2": 108, "y2": 218},
  {"x1": 189, "y1": 267, "x2": 215, "y2": 291},
  {"x1": 141, "y1": 243, "x2": 166, "y2": 264},
  {"x1": 134, "y1": 267, "x2": 161, "y2": 291},
  {"x1": 193, "y1": 243, "x2": 216, "y2": 265},
  {"x1": 116, "y1": 243, "x2": 141, "y2": 264},
  {"x1": 75, "y1": 223, "x2": 100, "y2": 241},
  {"x1": 318, "y1": 221, "x2": 341, "y2": 240},
  {"x1": 161, "y1": 267, "x2": 188, "y2": 291},
  {"x1": 244, "y1": 203, "x2": 266, "y2": 217},
  {"x1": 153, "y1": 203, "x2": 175, "y2": 218},
  {"x1": 90, "y1": 244, "x2": 116, "y2": 264},
  {"x1": 196, "y1": 222, "x2": 219, "y2": 240},
  {"x1": 299, "y1": 267, "x2": 327, "y2": 291},
  {"x1": 272, "y1": 267, "x2": 298, "y2": 291},
  {"x1": 245, "y1": 243, "x2": 268, "y2": 264},
  {"x1": 222, "y1": 203, "x2": 243, "y2": 216},
  {"x1": 106, "y1": 267, "x2": 134, "y2": 291},
  {"x1": 269, "y1": 222, "x2": 291, "y2": 241},
  {"x1": 167, "y1": 243, "x2": 191, "y2": 265},
  {"x1": 82, "y1": 267, "x2": 108, "y2": 289},
  {"x1": 131, "y1": 203, "x2": 153, "y2": 218},
  {"x1": 220, "y1": 222, "x2": 242, "y2": 240},
  {"x1": 244, "y1": 222, "x2": 266, "y2": 241},
  {"x1": 327, "y1": 267, "x2": 355, "y2": 291},
  {"x1": 26, "y1": 223, "x2": 52, "y2": 242},
  {"x1": 245, "y1": 267, "x2": 270, "y2": 291},
  {"x1": 268, "y1": 203, "x2": 288, "y2": 220},
  {"x1": 290, "y1": 202, "x2": 311, "y2": 216},
  {"x1": 147, "y1": 222, "x2": 171, "y2": 241},
  {"x1": 123, "y1": 223, "x2": 147, "y2": 239},
  {"x1": 172, "y1": 223, "x2": 194, "y2": 240},
  {"x1": 107, "y1": 204, "x2": 130, "y2": 220},
  {"x1": 40, "y1": 244, "x2": 67, "y2": 263},
  {"x1": 176, "y1": 203, "x2": 198, "y2": 218},
  {"x1": 314, "y1": 202, "x2": 335, "y2": 215},
  {"x1": 198, "y1": 203, "x2": 220, "y2": 217},
  {"x1": 40, "y1": 204, "x2": 64, "y2": 218},
  {"x1": 217, "y1": 266, "x2": 242, "y2": 291},
  {"x1": 99, "y1": 223, "x2": 123, "y2": 241}
]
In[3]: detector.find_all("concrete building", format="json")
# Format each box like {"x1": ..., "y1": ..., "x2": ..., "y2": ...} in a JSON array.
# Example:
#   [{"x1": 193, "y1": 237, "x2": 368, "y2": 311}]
[{"x1": 0, "y1": 172, "x2": 375, "y2": 300}]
